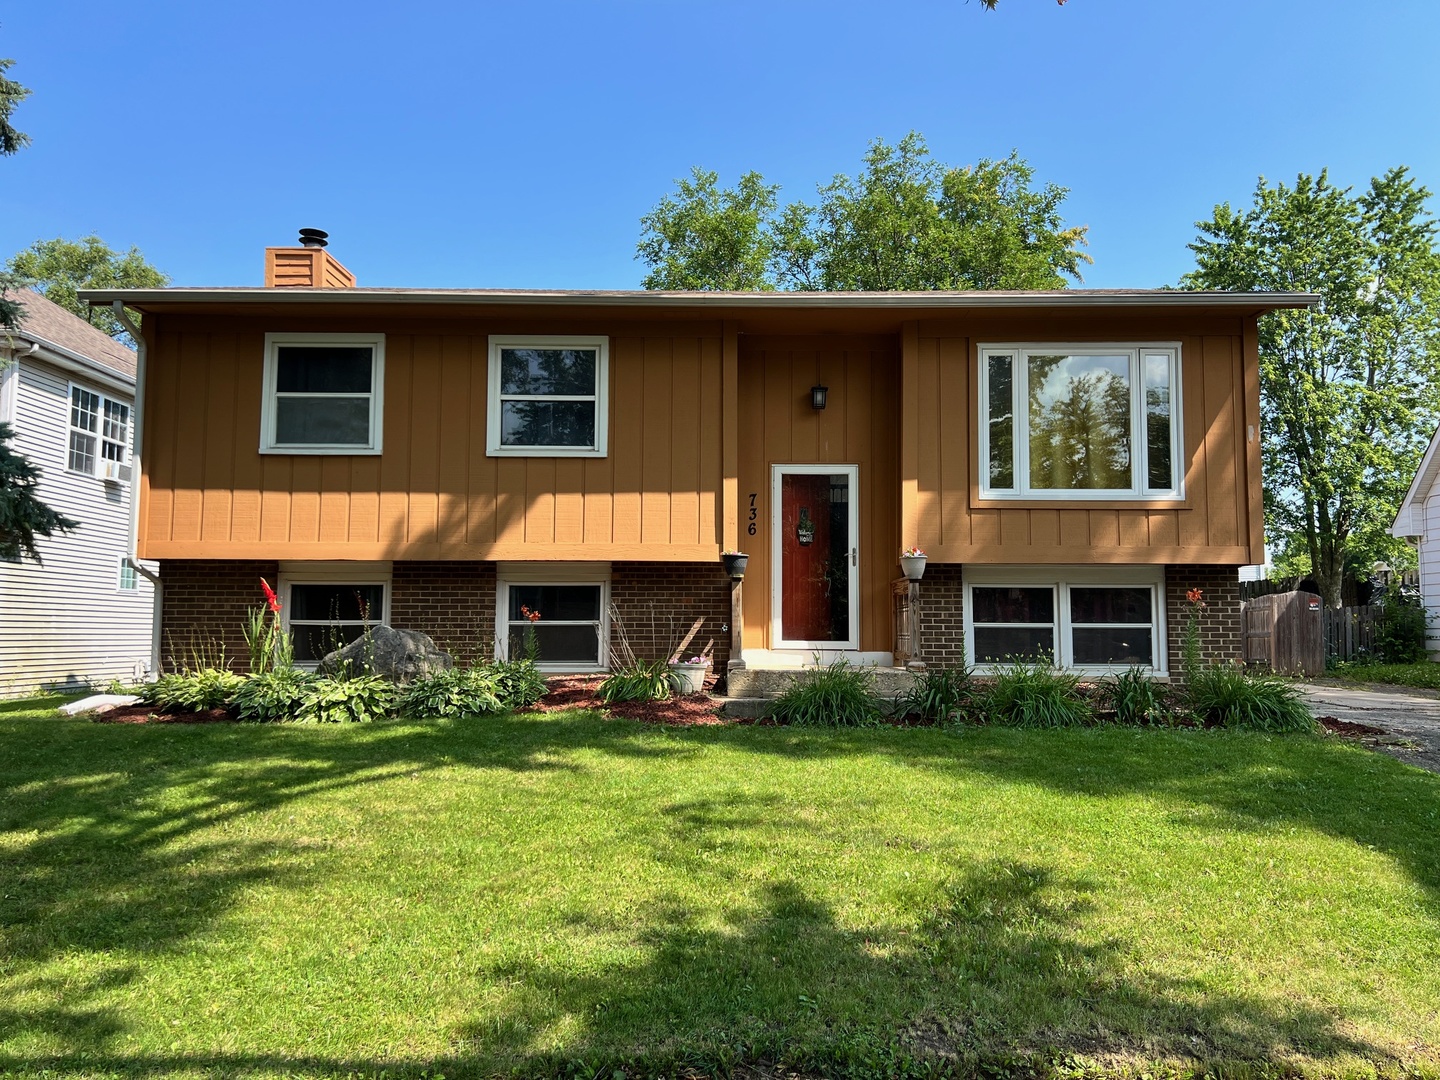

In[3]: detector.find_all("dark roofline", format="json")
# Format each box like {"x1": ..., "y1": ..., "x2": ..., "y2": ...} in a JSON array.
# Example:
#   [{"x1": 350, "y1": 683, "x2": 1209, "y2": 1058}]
[{"x1": 79, "y1": 286, "x2": 1320, "y2": 313}]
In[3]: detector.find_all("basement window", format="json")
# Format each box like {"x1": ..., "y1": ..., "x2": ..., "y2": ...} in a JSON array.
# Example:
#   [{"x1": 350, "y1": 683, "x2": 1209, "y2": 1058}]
[
  {"x1": 963, "y1": 566, "x2": 1167, "y2": 674},
  {"x1": 279, "y1": 569, "x2": 391, "y2": 666},
  {"x1": 495, "y1": 564, "x2": 610, "y2": 671},
  {"x1": 261, "y1": 333, "x2": 384, "y2": 454},
  {"x1": 487, "y1": 336, "x2": 608, "y2": 457}
]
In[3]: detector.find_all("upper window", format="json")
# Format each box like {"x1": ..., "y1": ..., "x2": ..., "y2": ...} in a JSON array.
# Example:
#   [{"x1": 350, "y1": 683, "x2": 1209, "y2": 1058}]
[
  {"x1": 979, "y1": 344, "x2": 1181, "y2": 500},
  {"x1": 68, "y1": 383, "x2": 131, "y2": 482},
  {"x1": 261, "y1": 333, "x2": 384, "y2": 454},
  {"x1": 487, "y1": 336, "x2": 608, "y2": 457}
]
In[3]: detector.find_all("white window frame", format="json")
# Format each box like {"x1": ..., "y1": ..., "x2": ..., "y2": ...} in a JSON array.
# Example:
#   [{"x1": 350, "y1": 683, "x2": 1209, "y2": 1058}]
[
  {"x1": 962, "y1": 565, "x2": 1168, "y2": 676},
  {"x1": 494, "y1": 562, "x2": 610, "y2": 673},
  {"x1": 261, "y1": 332, "x2": 385, "y2": 455},
  {"x1": 486, "y1": 335, "x2": 609, "y2": 458},
  {"x1": 67, "y1": 381, "x2": 132, "y2": 482},
  {"x1": 278, "y1": 562, "x2": 393, "y2": 669},
  {"x1": 117, "y1": 556, "x2": 139, "y2": 593},
  {"x1": 977, "y1": 343, "x2": 1183, "y2": 501}
]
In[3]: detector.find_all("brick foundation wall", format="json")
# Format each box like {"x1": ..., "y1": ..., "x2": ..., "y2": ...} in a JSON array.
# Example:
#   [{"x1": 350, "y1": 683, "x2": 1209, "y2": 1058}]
[
  {"x1": 158, "y1": 560, "x2": 281, "y2": 673},
  {"x1": 917, "y1": 564, "x2": 966, "y2": 670},
  {"x1": 390, "y1": 561, "x2": 497, "y2": 665},
  {"x1": 610, "y1": 561, "x2": 731, "y2": 673},
  {"x1": 1165, "y1": 564, "x2": 1243, "y2": 681}
]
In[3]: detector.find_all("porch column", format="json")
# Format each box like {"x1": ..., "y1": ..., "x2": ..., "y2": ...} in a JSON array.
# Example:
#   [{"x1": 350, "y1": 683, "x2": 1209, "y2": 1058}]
[
  {"x1": 907, "y1": 579, "x2": 925, "y2": 672},
  {"x1": 728, "y1": 578, "x2": 745, "y2": 670}
]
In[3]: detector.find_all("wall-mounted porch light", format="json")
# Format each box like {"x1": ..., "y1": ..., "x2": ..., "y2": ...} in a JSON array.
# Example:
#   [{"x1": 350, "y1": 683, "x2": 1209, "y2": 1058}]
[{"x1": 810, "y1": 384, "x2": 829, "y2": 410}]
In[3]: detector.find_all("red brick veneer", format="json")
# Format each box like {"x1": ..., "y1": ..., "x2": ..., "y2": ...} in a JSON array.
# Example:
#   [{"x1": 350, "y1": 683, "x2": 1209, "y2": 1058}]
[
  {"x1": 609, "y1": 561, "x2": 731, "y2": 673},
  {"x1": 158, "y1": 560, "x2": 280, "y2": 673},
  {"x1": 389, "y1": 561, "x2": 496, "y2": 664}
]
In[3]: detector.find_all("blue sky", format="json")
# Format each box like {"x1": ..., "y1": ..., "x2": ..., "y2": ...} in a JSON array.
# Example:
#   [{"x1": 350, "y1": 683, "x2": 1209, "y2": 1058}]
[{"x1": 3, "y1": 0, "x2": 1438, "y2": 291}]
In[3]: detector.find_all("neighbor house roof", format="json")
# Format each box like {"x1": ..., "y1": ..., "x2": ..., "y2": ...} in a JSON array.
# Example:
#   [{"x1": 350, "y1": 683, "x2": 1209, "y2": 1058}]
[
  {"x1": 1392, "y1": 423, "x2": 1440, "y2": 538},
  {"x1": 7, "y1": 288, "x2": 137, "y2": 380}
]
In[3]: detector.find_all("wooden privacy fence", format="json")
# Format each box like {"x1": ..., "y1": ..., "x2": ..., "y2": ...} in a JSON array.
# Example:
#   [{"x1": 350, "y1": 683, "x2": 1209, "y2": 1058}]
[
  {"x1": 1324, "y1": 604, "x2": 1379, "y2": 662},
  {"x1": 1241, "y1": 594, "x2": 1380, "y2": 671}
]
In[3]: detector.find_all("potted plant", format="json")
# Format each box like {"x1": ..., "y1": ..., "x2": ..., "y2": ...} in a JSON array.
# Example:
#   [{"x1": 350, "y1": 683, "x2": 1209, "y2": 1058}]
[
  {"x1": 900, "y1": 546, "x2": 927, "y2": 581},
  {"x1": 722, "y1": 550, "x2": 749, "y2": 579},
  {"x1": 668, "y1": 654, "x2": 710, "y2": 695}
]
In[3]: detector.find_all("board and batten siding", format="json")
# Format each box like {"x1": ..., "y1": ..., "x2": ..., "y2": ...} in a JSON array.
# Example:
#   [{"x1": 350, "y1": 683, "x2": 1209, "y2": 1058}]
[
  {"x1": 0, "y1": 356, "x2": 155, "y2": 696},
  {"x1": 901, "y1": 315, "x2": 1263, "y2": 567},
  {"x1": 737, "y1": 335, "x2": 900, "y2": 653},
  {"x1": 140, "y1": 320, "x2": 725, "y2": 562}
]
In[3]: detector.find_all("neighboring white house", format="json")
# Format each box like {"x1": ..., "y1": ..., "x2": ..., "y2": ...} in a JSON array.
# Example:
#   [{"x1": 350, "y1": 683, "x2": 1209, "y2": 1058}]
[
  {"x1": 1390, "y1": 424, "x2": 1440, "y2": 659},
  {"x1": 0, "y1": 289, "x2": 156, "y2": 697}
]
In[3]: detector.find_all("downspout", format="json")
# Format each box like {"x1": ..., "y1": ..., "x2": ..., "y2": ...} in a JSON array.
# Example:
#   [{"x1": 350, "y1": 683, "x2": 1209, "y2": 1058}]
[{"x1": 112, "y1": 301, "x2": 163, "y2": 678}]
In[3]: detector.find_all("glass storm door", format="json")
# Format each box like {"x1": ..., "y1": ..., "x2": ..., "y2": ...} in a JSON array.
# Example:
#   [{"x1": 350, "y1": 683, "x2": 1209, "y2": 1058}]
[{"x1": 771, "y1": 465, "x2": 859, "y2": 649}]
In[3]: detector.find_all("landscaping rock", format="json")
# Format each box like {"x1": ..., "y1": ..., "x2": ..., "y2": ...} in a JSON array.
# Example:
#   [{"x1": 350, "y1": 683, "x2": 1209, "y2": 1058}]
[{"x1": 317, "y1": 626, "x2": 452, "y2": 683}]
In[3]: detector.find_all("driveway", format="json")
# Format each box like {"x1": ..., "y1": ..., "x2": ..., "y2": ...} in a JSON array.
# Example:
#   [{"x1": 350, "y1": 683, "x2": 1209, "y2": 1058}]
[{"x1": 1300, "y1": 681, "x2": 1440, "y2": 774}]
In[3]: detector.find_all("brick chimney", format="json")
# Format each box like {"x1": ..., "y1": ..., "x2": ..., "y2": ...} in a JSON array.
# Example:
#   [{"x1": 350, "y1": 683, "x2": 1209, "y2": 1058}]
[{"x1": 264, "y1": 228, "x2": 356, "y2": 288}]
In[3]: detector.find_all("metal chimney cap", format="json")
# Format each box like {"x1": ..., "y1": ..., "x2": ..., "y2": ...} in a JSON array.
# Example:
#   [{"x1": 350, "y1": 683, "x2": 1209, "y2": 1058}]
[{"x1": 297, "y1": 228, "x2": 329, "y2": 248}]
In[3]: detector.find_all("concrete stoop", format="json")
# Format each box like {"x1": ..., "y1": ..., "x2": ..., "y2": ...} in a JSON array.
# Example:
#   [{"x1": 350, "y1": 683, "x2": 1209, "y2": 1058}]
[{"x1": 721, "y1": 666, "x2": 918, "y2": 718}]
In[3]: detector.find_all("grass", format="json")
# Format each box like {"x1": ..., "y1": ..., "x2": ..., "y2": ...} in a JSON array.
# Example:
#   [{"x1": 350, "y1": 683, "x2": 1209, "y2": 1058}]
[
  {"x1": 1331, "y1": 660, "x2": 1440, "y2": 690},
  {"x1": 1, "y1": 703, "x2": 1439, "y2": 1079}
]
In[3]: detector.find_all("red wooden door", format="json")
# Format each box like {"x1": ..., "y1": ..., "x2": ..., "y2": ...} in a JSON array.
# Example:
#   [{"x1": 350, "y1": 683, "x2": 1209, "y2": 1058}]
[{"x1": 778, "y1": 471, "x2": 852, "y2": 643}]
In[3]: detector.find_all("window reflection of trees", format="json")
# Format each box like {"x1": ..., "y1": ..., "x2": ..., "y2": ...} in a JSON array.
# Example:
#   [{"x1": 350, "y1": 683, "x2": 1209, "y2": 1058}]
[
  {"x1": 1027, "y1": 356, "x2": 1132, "y2": 490},
  {"x1": 498, "y1": 348, "x2": 598, "y2": 447}
]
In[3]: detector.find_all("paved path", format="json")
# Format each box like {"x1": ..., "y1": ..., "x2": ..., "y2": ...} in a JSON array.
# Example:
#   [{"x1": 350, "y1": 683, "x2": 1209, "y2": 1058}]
[{"x1": 1300, "y1": 681, "x2": 1440, "y2": 774}]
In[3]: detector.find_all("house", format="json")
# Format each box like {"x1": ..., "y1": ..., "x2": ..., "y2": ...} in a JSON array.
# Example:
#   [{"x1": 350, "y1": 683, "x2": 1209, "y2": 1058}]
[
  {"x1": 78, "y1": 234, "x2": 1316, "y2": 689},
  {"x1": 1389, "y1": 425, "x2": 1440, "y2": 658},
  {"x1": 0, "y1": 289, "x2": 157, "y2": 696}
]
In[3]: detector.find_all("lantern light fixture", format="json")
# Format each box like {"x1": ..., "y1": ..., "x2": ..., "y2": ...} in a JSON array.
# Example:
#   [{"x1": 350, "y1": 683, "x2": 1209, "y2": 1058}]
[{"x1": 810, "y1": 384, "x2": 829, "y2": 410}]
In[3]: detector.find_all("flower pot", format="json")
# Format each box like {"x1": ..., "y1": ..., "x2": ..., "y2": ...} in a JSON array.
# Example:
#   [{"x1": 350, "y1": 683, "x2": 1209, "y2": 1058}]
[
  {"x1": 668, "y1": 662, "x2": 708, "y2": 695},
  {"x1": 722, "y1": 553, "x2": 749, "y2": 579},
  {"x1": 900, "y1": 554, "x2": 927, "y2": 581}
]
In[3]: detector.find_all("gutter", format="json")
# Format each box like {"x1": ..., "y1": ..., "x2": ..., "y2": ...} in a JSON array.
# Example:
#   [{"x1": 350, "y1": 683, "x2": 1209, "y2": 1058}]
[{"x1": 112, "y1": 301, "x2": 163, "y2": 679}]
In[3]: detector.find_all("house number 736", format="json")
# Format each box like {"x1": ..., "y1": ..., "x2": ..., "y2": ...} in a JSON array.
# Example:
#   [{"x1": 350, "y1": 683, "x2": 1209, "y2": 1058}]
[{"x1": 747, "y1": 493, "x2": 758, "y2": 536}]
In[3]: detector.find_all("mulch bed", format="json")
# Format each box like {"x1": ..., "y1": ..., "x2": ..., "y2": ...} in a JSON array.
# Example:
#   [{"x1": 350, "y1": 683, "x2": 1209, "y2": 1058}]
[
  {"x1": 93, "y1": 705, "x2": 236, "y2": 725},
  {"x1": 1318, "y1": 716, "x2": 1389, "y2": 738}
]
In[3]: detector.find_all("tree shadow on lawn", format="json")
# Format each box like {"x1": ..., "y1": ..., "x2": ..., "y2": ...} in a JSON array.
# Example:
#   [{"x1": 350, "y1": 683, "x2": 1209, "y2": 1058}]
[{"x1": 0, "y1": 710, "x2": 1435, "y2": 1073}]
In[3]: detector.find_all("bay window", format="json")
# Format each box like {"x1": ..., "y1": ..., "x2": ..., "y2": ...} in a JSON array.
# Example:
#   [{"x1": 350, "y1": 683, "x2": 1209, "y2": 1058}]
[{"x1": 979, "y1": 345, "x2": 1181, "y2": 499}]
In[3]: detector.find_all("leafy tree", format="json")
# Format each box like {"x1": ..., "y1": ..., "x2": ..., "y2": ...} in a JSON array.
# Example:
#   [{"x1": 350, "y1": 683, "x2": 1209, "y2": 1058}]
[
  {"x1": 0, "y1": 422, "x2": 77, "y2": 561},
  {"x1": 5, "y1": 235, "x2": 169, "y2": 340},
  {"x1": 1184, "y1": 168, "x2": 1440, "y2": 608},
  {"x1": 0, "y1": 56, "x2": 29, "y2": 157},
  {"x1": 637, "y1": 133, "x2": 1089, "y2": 292}
]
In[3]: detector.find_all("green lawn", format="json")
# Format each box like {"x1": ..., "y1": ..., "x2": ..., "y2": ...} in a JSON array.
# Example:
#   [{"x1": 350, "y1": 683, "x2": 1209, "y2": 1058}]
[
  {"x1": 1331, "y1": 661, "x2": 1440, "y2": 690},
  {"x1": 1, "y1": 703, "x2": 1438, "y2": 1079}
]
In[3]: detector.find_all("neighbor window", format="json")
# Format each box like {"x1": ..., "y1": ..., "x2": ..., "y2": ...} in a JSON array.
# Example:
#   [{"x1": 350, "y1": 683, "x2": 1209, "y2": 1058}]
[
  {"x1": 68, "y1": 384, "x2": 131, "y2": 481},
  {"x1": 117, "y1": 557, "x2": 138, "y2": 592},
  {"x1": 978, "y1": 345, "x2": 1181, "y2": 499},
  {"x1": 487, "y1": 336, "x2": 608, "y2": 457},
  {"x1": 964, "y1": 569, "x2": 1165, "y2": 673},
  {"x1": 283, "y1": 580, "x2": 389, "y2": 665},
  {"x1": 497, "y1": 570, "x2": 608, "y2": 671},
  {"x1": 261, "y1": 333, "x2": 384, "y2": 454}
]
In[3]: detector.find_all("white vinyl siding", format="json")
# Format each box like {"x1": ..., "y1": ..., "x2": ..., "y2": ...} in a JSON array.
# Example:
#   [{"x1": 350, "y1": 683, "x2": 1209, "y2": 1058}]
[
  {"x1": 0, "y1": 355, "x2": 155, "y2": 696},
  {"x1": 1417, "y1": 493, "x2": 1440, "y2": 659}
]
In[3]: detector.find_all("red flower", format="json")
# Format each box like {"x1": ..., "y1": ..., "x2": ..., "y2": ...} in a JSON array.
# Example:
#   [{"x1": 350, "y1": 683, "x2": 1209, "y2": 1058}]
[
  {"x1": 1186, "y1": 588, "x2": 1203, "y2": 604},
  {"x1": 520, "y1": 605, "x2": 542, "y2": 623},
  {"x1": 260, "y1": 577, "x2": 281, "y2": 615}
]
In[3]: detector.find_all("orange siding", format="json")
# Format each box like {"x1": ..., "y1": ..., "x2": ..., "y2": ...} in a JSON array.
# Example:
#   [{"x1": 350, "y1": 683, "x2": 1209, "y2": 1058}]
[
  {"x1": 737, "y1": 336, "x2": 900, "y2": 653},
  {"x1": 906, "y1": 315, "x2": 1260, "y2": 565},
  {"x1": 139, "y1": 319, "x2": 724, "y2": 561}
]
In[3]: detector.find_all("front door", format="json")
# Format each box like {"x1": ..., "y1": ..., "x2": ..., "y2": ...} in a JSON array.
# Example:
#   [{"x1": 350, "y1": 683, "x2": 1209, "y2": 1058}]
[{"x1": 771, "y1": 465, "x2": 859, "y2": 650}]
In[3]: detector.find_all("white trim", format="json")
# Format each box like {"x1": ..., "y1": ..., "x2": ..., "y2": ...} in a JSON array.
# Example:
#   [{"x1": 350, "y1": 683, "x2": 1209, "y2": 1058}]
[
  {"x1": 65, "y1": 380, "x2": 132, "y2": 483},
  {"x1": 0, "y1": 361, "x2": 16, "y2": 424},
  {"x1": 977, "y1": 343, "x2": 1183, "y2": 501},
  {"x1": 962, "y1": 565, "x2": 1168, "y2": 676},
  {"x1": 486, "y1": 335, "x2": 609, "y2": 458},
  {"x1": 770, "y1": 464, "x2": 861, "y2": 651},
  {"x1": 260, "y1": 332, "x2": 385, "y2": 455},
  {"x1": 494, "y1": 562, "x2": 611, "y2": 672},
  {"x1": 277, "y1": 562, "x2": 393, "y2": 669}
]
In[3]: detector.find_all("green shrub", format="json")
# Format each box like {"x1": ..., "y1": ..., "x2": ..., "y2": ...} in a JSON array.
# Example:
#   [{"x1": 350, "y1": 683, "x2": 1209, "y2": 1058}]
[
  {"x1": 231, "y1": 668, "x2": 317, "y2": 723},
  {"x1": 897, "y1": 666, "x2": 978, "y2": 725},
  {"x1": 1107, "y1": 667, "x2": 1171, "y2": 726},
  {"x1": 983, "y1": 659, "x2": 1093, "y2": 728},
  {"x1": 1186, "y1": 663, "x2": 1315, "y2": 733},
  {"x1": 1375, "y1": 584, "x2": 1429, "y2": 664},
  {"x1": 396, "y1": 667, "x2": 503, "y2": 720},
  {"x1": 142, "y1": 668, "x2": 244, "y2": 714},
  {"x1": 597, "y1": 659, "x2": 672, "y2": 704},
  {"x1": 484, "y1": 657, "x2": 549, "y2": 710},
  {"x1": 297, "y1": 675, "x2": 393, "y2": 724},
  {"x1": 769, "y1": 659, "x2": 882, "y2": 728}
]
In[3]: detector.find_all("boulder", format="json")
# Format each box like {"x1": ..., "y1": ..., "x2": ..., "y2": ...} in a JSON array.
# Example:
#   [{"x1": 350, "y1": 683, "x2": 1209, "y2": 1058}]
[{"x1": 317, "y1": 625, "x2": 452, "y2": 683}]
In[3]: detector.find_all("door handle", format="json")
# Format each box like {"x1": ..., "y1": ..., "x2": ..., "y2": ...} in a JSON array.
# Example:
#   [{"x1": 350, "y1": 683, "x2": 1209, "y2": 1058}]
[{"x1": 851, "y1": 547, "x2": 857, "y2": 567}]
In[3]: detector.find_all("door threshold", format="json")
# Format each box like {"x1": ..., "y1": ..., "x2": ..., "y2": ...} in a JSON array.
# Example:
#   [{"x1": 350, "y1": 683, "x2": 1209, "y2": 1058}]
[{"x1": 742, "y1": 649, "x2": 897, "y2": 670}]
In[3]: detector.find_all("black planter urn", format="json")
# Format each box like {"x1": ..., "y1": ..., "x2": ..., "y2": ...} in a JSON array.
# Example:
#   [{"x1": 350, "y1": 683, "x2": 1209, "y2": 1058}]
[{"x1": 722, "y1": 552, "x2": 749, "y2": 579}]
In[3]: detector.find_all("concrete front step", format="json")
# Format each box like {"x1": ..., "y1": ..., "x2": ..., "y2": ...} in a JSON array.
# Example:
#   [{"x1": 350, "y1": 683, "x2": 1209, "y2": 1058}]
[{"x1": 725, "y1": 666, "x2": 918, "y2": 700}]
